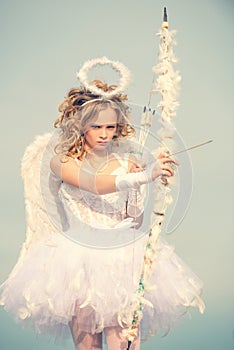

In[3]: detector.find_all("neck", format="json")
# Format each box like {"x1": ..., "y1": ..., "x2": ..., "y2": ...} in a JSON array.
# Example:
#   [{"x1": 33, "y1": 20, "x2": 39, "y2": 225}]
[
  {"x1": 86, "y1": 149, "x2": 108, "y2": 159},
  {"x1": 85, "y1": 143, "x2": 111, "y2": 158},
  {"x1": 85, "y1": 148, "x2": 110, "y2": 172}
]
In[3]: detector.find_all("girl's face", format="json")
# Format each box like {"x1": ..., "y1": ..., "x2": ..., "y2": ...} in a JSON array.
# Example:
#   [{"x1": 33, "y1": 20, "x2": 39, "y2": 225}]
[{"x1": 84, "y1": 107, "x2": 118, "y2": 152}]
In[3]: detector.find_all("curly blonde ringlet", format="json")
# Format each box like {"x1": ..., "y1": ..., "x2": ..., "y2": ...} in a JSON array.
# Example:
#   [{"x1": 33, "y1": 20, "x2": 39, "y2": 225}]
[{"x1": 54, "y1": 80, "x2": 135, "y2": 161}]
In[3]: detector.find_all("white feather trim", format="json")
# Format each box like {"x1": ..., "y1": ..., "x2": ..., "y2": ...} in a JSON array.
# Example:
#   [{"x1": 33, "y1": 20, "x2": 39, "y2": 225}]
[{"x1": 76, "y1": 56, "x2": 131, "y2": 98}]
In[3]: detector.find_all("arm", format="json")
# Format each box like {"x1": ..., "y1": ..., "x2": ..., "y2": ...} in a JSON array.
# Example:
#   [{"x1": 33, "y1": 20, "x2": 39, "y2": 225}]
[
  {"x1": 50, "y1": 155, "x2": 117, "y2": 194},
  {"x1": 50, "y1": 153, "x2": 178, "y2": 195}
]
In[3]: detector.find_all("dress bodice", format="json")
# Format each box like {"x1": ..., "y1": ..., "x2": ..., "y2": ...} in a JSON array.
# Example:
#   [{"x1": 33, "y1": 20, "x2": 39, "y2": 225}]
[
  {"x1": 59, "y1": 183, "x2": 129, "y2": 228},
  {"x1": 58, "y1": 154, "x2": 130, "y2": 229}
]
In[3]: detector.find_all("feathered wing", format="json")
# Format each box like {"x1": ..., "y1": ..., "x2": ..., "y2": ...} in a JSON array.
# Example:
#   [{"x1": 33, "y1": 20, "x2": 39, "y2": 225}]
[{"x1": 2, "y1": 132, "x2": 64, "y2": 284}]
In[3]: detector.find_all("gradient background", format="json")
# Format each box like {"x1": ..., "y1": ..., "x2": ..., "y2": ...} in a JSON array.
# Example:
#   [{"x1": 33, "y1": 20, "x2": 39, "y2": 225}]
[{"x1": 0, "y1": 0, "x2": 233, "y2": 349}]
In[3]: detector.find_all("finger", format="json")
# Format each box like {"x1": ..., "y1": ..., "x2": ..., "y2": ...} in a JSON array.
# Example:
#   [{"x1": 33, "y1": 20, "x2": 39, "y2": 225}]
[
  {"x1": 129, "y1": 164, "x2": 138, "y2": 171},
  {"x1": 130, "y1": 168, "x2": 142, "y2": 173},
  {"x1": 161, "y1": 169, "x2": 174, "y2": 177},
  {"x1": 129, "y1": 165, "x2": 143, "y2": 173},
  {"x1": 165, "y1": 155, "x2": 179, "y2": 165},
  {"x1": 161, "y1": 165, "x2": 174, "y2": 176},
  {"x1": 158, "y1": 152, "x2": 169, "y2": 159},
  {"x1": 161, "y1": 157, "x2": 179, "y2": 166}
]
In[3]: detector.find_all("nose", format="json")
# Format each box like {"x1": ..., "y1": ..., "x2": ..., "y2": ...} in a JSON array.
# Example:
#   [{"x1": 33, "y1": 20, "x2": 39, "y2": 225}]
[{"x1": 100, "y1": 127, "x2": 107, "y2": 139}]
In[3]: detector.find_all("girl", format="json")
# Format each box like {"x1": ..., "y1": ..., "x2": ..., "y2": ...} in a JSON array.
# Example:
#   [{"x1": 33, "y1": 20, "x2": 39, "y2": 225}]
[{"x1": 0, "y1": 60, "x2": 204, "y2": 350}]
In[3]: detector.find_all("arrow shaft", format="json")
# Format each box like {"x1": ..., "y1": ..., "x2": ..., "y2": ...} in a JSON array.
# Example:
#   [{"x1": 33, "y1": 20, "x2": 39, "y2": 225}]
[{"x1": 167, "y1": 140, "x2": 213, "y2": 157}]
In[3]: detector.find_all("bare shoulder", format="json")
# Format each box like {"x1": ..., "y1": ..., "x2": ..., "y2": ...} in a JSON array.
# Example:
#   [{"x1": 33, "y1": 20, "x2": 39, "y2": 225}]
[
  {"x1": 50, "y1": 154, "x2": 81, "y2": 179},
  {"x1": 50, "y1": 154, "x2": 63, "y2": 174}
]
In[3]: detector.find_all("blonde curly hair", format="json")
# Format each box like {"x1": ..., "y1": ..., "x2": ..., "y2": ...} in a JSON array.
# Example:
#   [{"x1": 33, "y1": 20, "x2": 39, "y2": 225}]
[{"x1": 54, "y1": 80, "x2": 135, "y2": 160}]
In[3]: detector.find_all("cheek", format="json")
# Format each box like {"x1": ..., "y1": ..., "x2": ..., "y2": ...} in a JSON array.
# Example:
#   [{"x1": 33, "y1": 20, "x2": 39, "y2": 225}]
[
  {"x1": 111, "y1": 126, "x2": 117, "y2": 135},
  {"x1": 107, "y1": 130, "x2": 116, "y2": 139},
  {"x1": 85, "y1": 130, "x2": 96, "y2": 143}
]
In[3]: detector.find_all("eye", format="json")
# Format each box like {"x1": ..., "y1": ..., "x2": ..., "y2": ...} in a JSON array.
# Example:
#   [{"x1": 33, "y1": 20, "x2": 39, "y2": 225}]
[
  {"x1": 91, "y1": 125, "x2": 100, "y2": 129},
  {"x1": 107, "y1": 125, "x2": 116, "y2": 129}
]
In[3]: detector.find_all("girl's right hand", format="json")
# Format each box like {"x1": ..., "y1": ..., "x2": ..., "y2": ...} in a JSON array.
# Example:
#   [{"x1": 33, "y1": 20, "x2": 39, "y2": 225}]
[
  {"x1": 151, "y1": 152, "x2": 179, "y2": 180},
  {"x1": 115, "y1": 152, "x2": 179, "y2": 193}
]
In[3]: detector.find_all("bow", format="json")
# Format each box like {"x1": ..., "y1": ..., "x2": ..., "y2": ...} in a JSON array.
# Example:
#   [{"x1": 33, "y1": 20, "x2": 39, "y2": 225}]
[{"x1": 124, "y1": 8, "x2": 181, "y2": 348}]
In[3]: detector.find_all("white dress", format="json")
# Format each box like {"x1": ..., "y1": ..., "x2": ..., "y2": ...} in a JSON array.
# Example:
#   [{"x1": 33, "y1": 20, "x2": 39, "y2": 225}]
[{"x1": 0, "y1": 133, "x2": 205, "y2": 342}]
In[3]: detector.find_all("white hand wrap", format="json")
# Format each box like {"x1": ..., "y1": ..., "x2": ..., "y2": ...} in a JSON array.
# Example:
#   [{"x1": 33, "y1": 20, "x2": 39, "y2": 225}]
[{"x1": 115, "y1": 162, "x2": 156, "y2": 191}]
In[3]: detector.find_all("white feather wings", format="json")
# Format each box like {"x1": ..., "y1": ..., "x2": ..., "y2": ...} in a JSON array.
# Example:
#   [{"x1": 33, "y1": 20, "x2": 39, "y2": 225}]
[{"x1": 19, "y1": 132, "x2": 64, "y2": 261}]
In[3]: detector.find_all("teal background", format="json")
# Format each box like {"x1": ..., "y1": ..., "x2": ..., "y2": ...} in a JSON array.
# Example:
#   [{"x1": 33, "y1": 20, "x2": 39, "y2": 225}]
[{"x1": 0, "y1": 0, "x2": 233, "y2": 349}]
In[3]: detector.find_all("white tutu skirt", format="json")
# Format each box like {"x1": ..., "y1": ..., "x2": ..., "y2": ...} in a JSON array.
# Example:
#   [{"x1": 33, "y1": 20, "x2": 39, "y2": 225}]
[{"x1": 0, "y1": 232, "x2": 205, "y2": 342}]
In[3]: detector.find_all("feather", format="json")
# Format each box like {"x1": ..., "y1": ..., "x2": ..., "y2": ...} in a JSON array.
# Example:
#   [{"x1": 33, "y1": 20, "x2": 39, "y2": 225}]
[{"x1": 0, "y1": 132, "x2": 64, "y2": 291}]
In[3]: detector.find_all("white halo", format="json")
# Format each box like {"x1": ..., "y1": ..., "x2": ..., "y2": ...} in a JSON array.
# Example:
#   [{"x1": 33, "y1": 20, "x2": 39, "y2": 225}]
[{"x1": 76, "y1": 56, "x2": 131, "y2": 98}]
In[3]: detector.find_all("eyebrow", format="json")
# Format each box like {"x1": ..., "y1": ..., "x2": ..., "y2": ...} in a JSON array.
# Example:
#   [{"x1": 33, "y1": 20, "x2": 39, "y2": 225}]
[{"x1": 91, "y1": 123, "x2": 117, "y2": 126}]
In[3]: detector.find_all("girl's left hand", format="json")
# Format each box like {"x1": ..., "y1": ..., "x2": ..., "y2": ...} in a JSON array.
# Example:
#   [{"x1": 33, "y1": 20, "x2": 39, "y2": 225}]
[{"x1": 129, "y1": 163, "x2": 144, "y2": 173}]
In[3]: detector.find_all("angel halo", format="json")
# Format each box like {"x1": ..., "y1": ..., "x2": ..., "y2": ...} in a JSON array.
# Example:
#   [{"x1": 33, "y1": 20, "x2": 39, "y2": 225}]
[{"x1": 76, "y1": 56, "x2": 131, "y2": 99}]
